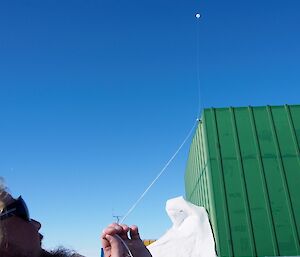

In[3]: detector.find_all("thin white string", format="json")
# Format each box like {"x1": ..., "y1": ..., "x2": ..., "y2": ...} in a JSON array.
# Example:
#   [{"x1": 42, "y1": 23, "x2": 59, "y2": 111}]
[
  {"x1": 104, "y1": 13, "x2": 203, "y2": 257},
  {"x1": 196, "y1": 13, "x2": 203, "y2": 119},
  {"x1": 120, "y1": 120, "x2": 198, "y2": 224},
  {"x1": 118, "y1": 13, "x2": 203, "y2": 225}
]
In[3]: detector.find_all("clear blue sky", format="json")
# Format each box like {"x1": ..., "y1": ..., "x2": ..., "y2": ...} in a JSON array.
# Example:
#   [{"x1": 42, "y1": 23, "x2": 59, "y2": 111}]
[{"x1": 0, "y1": 0, "x2": 299, "y2": 256}]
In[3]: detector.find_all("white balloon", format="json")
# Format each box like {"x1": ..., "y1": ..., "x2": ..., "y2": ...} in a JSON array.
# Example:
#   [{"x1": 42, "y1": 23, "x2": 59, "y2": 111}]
[{"x1": 195, "y1": 13, "x2": 201, "y2": 19}]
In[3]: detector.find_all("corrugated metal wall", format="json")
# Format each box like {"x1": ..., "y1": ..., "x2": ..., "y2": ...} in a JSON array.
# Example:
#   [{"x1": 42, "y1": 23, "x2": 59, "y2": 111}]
[{"x1": 185, "y1": 105, "x2": 300, "y2": 257}]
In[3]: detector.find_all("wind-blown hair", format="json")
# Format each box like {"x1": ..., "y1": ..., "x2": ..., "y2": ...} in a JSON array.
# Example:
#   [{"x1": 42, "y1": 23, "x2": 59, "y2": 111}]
[
  {"x1": 41, "y1": 248, "x2": 84, "y2": 257},
  {"x1": 0, "y1": 177, "x2": 4, "y2": 190},
  {"x1": 0, "y1": 177, "x2": 8, "y2": 210},
  {"x1": 0, "y1": 177, "x2": 6, "y2": 249},
  {"x1": 0, "y1": 177, "x2": 5, "y2": 192}
]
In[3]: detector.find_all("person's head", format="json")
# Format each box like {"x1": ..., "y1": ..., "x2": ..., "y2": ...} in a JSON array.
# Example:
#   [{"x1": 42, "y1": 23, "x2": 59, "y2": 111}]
[
  {"x1": 0, "y1": 177, "x2": 42, "y2": 257},
  {"x1": 0, "y1": 178, "x2": 83, "y2": 257}
]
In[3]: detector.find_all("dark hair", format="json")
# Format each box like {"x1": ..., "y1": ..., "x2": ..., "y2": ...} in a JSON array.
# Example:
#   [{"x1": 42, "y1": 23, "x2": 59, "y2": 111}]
[{"x1": 0, "y1": 177, "x2": 6, "y2": 194}]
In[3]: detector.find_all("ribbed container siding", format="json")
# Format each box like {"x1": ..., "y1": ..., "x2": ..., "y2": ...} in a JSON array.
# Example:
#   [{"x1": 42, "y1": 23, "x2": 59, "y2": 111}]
[{"x1": 185, "y1": 105, "x2": 300, "y2": 257}]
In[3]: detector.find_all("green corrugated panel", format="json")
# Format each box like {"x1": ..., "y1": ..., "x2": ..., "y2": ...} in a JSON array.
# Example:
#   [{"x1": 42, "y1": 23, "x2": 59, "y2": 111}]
[{"x1": 184, "y1": 104, "x2": 300, "y2": 257}]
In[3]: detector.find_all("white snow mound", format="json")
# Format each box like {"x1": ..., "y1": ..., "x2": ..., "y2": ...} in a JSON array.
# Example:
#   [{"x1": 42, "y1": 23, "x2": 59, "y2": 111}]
[{"x1": 147, "y1": 196, "x2": 217, "y2": 257}]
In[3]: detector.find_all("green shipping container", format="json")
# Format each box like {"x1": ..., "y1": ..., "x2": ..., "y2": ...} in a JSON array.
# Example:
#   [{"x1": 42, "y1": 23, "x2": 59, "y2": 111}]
[{"x1": 185, "y1": 105, "x2": 300, "y2": 257}]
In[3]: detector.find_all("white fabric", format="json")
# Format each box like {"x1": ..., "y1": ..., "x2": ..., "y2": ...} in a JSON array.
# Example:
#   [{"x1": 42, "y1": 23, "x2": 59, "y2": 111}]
[{"x1": 147, "y1": 196, "x2": 217, "y2": 257}]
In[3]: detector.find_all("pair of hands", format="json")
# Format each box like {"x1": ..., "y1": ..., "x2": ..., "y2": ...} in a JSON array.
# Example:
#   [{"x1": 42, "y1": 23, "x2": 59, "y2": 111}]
[{"x1": 101, "y1": 223, "x2": 152, "y2": 257}]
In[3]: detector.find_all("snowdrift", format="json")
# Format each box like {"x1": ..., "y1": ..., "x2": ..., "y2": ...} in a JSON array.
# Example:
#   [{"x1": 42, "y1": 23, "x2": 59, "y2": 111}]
[{"x1": 147, "y1": 196, "x2": 217, "y2": 257}]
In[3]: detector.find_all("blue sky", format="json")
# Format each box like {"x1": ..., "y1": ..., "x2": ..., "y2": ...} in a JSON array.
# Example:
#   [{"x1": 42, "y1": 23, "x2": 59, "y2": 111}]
[{"x1": 1, "y1": 0, "x2": 300, "y2": 256}]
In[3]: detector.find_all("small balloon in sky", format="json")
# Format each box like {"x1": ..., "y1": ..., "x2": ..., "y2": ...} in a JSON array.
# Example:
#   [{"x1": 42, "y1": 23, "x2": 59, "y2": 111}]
[{"x1": 195, "y1": 13, "x2": 201, "y2": 19}]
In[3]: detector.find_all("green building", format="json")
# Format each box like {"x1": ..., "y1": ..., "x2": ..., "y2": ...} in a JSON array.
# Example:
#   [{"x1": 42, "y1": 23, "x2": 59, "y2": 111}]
[{"x1": 185, "y1": 105, "x2": 300, "y2": 257}]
